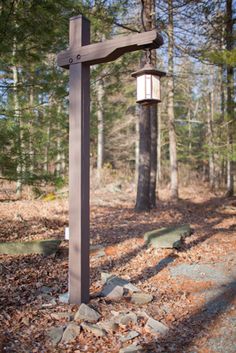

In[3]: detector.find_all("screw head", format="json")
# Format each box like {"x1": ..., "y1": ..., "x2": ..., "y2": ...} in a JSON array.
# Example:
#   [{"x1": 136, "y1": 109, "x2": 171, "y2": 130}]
[
  {"x1": 77, "y1": 54, "x2": 81, "y2": 60},
  {"x1": 69, "y1": 58, "x2": 73, "y2": 64}
]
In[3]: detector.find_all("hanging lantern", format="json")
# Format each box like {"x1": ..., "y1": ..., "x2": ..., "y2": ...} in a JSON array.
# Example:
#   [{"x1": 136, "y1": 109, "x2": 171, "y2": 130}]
[{"x1": 132, "y1": 51, "x2": 166, "y2": 105}]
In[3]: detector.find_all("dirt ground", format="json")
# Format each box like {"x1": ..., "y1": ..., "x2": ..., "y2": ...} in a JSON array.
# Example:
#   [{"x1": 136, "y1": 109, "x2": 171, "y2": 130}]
[{"x1": 0, "y1": 182, "x2": 236, "y2": 353}]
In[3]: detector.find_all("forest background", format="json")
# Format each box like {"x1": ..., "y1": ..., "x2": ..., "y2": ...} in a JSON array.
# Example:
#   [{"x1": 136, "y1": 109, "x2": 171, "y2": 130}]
[{"x1": 0, "y1": 0, "x2": 235, "y2": 207}]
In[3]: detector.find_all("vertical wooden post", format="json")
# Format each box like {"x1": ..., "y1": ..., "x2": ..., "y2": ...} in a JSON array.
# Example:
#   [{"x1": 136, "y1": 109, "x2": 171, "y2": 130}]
[{"x1": 69, "y1": 15, "x2": 90, "y2": 304}]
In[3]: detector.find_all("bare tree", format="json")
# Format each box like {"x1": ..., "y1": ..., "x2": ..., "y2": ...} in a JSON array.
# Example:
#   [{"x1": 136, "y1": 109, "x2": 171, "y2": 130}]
[
  {"x1": 167, "y1": 0, "x2": 179, "y2": 200},
  {"x1": 225, "y1": 0, "x2": 234, "y2": 196}
]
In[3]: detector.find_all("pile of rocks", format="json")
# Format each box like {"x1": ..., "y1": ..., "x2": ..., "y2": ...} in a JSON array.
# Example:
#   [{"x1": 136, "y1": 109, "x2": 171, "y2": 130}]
[
  {"x1": 47, "y1": 303, "x2": 168, "y2": 352},
  {"x1": 48, "y1": 274, "x2": 168, "y2": 352}
]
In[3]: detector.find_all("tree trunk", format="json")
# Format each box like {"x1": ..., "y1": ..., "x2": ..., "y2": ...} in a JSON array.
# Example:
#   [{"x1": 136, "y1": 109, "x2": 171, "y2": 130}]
[
  {"x1": 44, "y1": 125, "x2": 50, "y2": 173},
  {"x1": 12, "y1": 39, "x2": 23, "y2": 197},
  {"x1": 225, "y1": 0, "x2": 234, "y2": 196},
  {"x1": 96, "y1": 79, "x2": 104, "y2": 178},
  {"x1": 157, "y1": 104, "x2": 162, "y2": 186},
  {"x1": 135, "y1": 107, "x2": 139, "y2": 184},
  {"x1": 29, "y1": 80, "x2": 34, "y2": 176},
  {"x1": 167, "y1": 0, "x2": 178, "y2": 200},
  {"x1": 135, "y1": 0, "x2": 158, "y2": 210},
  {"x1": 56, "y1": 106, "x2": 62, "y2": 177},
  {"x1": 150, "y1": 104, "x2": 157, "y2": 207},
  {"x1": 135, "y1": 105, "x2": 151, "y2": 211},
  {"x1": 207, "y1": 92, "x2": 215, "y2": 190}
]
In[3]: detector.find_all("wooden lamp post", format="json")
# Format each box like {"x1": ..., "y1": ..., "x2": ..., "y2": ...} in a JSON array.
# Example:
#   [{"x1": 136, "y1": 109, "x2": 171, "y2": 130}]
[{"x1": 57, "y1": 15, "x2": 163, "y2": 304}]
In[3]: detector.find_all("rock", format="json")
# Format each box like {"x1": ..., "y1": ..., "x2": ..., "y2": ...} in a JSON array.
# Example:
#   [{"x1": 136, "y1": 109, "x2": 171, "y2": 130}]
[
  {"x1": 100, "y1": 275, "x2": 140, "y2": 299},
  {"x1": 0, "y1": 239, "x2": 61, "y2": 256},
  {"x1": 144, "y1": 224, "x2": 192, "y2": 249},
  {"x1": 51, "y1": 312, "x2": 72, "y2": 321},
  {"x1": 81, "y1": 322, "x2": 106, "y2": 337},
  {"x1": 100, "y1": 284, "x2": 124, "y2": 300},
  {"x1": 131, "y1": 293, "x2": 153, "y2": 305},
  {"x1": 119, "y1": 344, "x2": 143, "y2": 353},
  {"x1": 47, "y1": 326, "x2": 64, "y2": 346},
  {"x1": 114, "y1": 312, "x2": 137, "y2": 326},
  {"x1": 123, "y1": 282, "x2": 141, "y2": 293},
  {"x1": 137, "y1": 311, "x2": 149, "y2": 320},
  {"x1": 59, "y1": 292, "x2": 69, "y2": 304},
  {"x1": 101, "y1": 272, "x2": 115, "y2": 284},
  {"x1": 107, "y1": 276, "x2": 141, "y2": 293},
  {"x1": 145, "y1": 317, "x2": 168, "y2": 335},
  {"x1": 99, "y1": 320, "x2": 119, "y2": 332},
  {"x1": 120, "y1": 330, "x2": 140, "y2": 343},
  {"x1": 61, "y1": 323, "x2": 81, "y2": 343},
  {"x1": 74, "y1": 303, "x2": 101, "y2": 323}
]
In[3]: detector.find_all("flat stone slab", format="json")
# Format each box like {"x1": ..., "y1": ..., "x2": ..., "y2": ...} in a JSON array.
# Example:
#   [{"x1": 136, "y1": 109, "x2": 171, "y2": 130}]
[
  {"x1": 81, "y1": 322, "x2": 106, "y2": 337},
  {"x1": 113, "y1": 312, "x2": 138, "y2": 326},
  {"x1": 47, "y1": 326, "x2": 64, "y2": 346},
  {"x1": 145, "y1": 317, "x2": 168, "y2": 335},
  {"x1": 131, "y1": 293, "x2": 153, "y2": 305},
  {"x1": 144, "y1": 224, "x2": 192, "y2": 249},
  {"x1": 61, "y1": 323, "x2": 81, "y2": 343},
  {"x1": 0, "y1": 239, "x2": 61, "y2": 256},
  {"x1": 100, "y1": 274, "x2": 140, "y2": 299},
  {"x1": 120, "y1": 330, "x2": 140, "y2": 343},
  {"x1": 74, "y1": 303, "x2": 101, "y2": 323}
]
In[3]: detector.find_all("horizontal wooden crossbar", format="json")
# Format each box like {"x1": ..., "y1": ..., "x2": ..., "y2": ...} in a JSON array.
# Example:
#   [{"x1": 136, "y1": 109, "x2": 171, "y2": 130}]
[{"x1": 57, "y1": 29, "x2": 163, "y2": 69}]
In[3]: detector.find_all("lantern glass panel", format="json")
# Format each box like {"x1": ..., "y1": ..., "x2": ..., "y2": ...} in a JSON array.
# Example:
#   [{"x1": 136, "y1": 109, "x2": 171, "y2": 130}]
[
  {"x1": 146, "y1": 74, "x2": 151, "y2": 99},
  {"x1": 152, "y1": 75, "x2": 160, "y2": 101},
  {"x1": 137, "y1": 75, "x2": 145, "y2": 101}
]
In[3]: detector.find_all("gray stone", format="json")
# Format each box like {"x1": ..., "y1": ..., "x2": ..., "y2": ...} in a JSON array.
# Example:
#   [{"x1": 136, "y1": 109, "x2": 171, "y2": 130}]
[
  {"x1": 81, "y1": 322, "x2": 106, "y2": 337},
  {"x1": 47, "y1": 326, "x2": 64, "y2": 346},
  {"x1": 144, "y1": 224, "x2": 192, "y2": 249},
  {"x1": 51, "y1": 312, "x2": 72, "y2": 321},
  {"x1": 59, "y1": 292, "x2": 69, "y2": 304},
  {"x1": 131, "y1": 293, "x2": 153, "y2": 305},
  {"x1": 137, "y1": 311, "x2": 149, "y2": 319},
  {"x1": 120, "y1": 331, "x2": 140, "y2": 343},
  {"x1": 108, "y1": 276, "x2": 140, "y2": 293},
  {"x1": 74, "y1": 303, "x2": 101, "y2": 323},
  {"x1": 100, "y1": 284, "x2": 124, "y2": 300},
  {"x1": 100, "y1": 275, "x2": 140, "y2": 299},
  {"x1": 123, "y1": 282, "x2": 141, "y2": 293},
  {"x1": 114, "y1": 312, "x2": 137, "y2": 326},
  {"x1": 145, "y1": 317, "x2": 168, "y2": 335},
  {"x1": 99, "y1": 320, "x2": 119, "y2": 332},
  {"x1": 61, "y1": 323, "x2": 81, "y2": 343},
  {"x1": 119, "y1": 344, "x2": 143, "y2": 353},
  {"x1": 0, "y1": 239, "x2": 61, "y2": 255},
  {"x1": 101, "y1": 272, "x2": 115, "y2": 284}
]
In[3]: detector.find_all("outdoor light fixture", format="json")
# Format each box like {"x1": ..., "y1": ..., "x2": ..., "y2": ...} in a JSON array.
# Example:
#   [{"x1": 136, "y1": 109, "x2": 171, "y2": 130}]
[
  {"x1": 57, "y1": 15, "x2": 164, "y2": 304},
  {"x1": 132, "y1": 51, "x2": 166, "y2": 105}
]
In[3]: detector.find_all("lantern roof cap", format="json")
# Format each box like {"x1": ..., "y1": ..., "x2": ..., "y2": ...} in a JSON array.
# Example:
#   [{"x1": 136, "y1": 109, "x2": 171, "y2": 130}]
[{"x1": 131, "y1": 63, "x2": 166, "y2": 78}]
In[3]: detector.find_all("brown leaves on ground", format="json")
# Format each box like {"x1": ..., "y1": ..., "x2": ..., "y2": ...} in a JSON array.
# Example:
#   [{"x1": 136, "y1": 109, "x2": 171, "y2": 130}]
[{"x1": 0, "y1": 183, "x2": 236, "y2": 352}]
